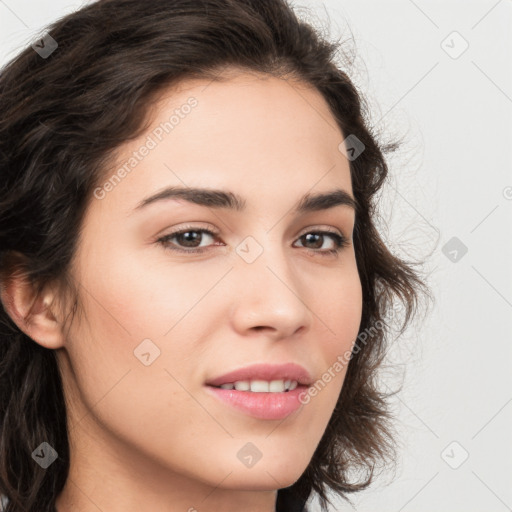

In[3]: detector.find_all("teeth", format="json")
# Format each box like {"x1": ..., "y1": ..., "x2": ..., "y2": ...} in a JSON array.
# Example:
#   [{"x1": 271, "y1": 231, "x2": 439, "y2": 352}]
[
  {"x1": 217, "y1": 380, "x2": 298, "y2": 392},
  {"x1": 234, "y1": 381, "x2": 250, "y2": 391}
]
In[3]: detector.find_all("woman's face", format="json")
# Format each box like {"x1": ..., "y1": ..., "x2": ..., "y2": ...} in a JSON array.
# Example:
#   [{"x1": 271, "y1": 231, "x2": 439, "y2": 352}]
[{"x1": 56, "y1": 71, "x2": 363, "y2": 508}]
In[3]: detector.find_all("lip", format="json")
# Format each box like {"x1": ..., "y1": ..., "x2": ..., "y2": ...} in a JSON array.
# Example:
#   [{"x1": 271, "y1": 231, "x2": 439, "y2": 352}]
[
  {"x1": 204, "y1": 384, "x2": 309, "y2": 420},
  {"x1": 204, "y1": 363, "x2": 313, "y2": 420},
  {"x1": 205, "y1": 362, "x2": 314, "y2": 387}
]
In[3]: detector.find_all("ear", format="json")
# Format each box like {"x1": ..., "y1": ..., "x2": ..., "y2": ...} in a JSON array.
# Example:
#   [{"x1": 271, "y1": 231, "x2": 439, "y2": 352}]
[{"x1": 0, "y1": 271, "x2": 66, "y2": 350}]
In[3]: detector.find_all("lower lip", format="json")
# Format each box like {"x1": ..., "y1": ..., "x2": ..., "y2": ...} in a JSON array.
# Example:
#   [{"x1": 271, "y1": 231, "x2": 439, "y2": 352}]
[{"x1": 204, "y1": 385, "x2": 307, "y2": 420}]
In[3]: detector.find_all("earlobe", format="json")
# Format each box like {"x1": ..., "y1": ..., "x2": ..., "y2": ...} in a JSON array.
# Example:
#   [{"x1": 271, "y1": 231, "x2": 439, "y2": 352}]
[{"x1": 0, "y1": 273, "x2": 65, "y2": 350}]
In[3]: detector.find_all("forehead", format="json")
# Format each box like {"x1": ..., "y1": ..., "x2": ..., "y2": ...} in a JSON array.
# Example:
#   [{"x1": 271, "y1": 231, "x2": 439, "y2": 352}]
[{"x1": 98, "y1": 70, "x2": 353, "y2": 216}]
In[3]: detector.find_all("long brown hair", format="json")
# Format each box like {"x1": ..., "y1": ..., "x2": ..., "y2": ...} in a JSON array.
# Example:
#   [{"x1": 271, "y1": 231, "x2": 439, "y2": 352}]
[{"x1": 0, "y1": 1, "x2": 429, "y2": 511}]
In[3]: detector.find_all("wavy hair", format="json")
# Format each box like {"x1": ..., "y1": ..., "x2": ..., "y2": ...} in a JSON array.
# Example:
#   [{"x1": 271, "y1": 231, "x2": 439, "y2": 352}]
[{"x1": 0, "y1": 0, "x2": 429, "y2": 511}]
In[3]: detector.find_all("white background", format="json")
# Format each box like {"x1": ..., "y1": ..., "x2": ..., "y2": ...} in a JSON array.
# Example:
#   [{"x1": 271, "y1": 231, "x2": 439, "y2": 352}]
[{"x1": 1, "y1": 1, "x2": 511, "y2": 511}]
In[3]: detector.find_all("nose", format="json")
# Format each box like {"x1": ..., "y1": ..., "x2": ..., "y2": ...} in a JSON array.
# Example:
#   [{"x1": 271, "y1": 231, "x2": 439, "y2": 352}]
[{"x1": 228, "y1": 240, "x2": 313, "y2": 340}]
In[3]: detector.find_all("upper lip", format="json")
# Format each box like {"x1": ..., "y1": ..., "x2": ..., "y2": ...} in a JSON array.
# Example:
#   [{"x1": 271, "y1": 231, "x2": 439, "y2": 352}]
[{"x1": 205, "y1": 363, "x2": 313, "y2": 387}]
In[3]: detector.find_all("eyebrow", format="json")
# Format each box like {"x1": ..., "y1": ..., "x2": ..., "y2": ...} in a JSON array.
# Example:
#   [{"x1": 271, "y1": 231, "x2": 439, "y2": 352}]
[{"x1": 133, "y1": 186, "x2": 358, "y2": 214}]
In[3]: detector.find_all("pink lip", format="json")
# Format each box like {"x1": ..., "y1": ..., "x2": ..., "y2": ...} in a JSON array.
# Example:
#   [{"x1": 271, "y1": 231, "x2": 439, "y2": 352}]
[
  {"x1": 204, "y1": 384, "x2": 308, "y2": 420},
  {"x1": 205, "y1": 363, "x2": 313, "y2": 387},
  {"x1": 204, "y1": 363, "x2": 313, "y2": 420}
]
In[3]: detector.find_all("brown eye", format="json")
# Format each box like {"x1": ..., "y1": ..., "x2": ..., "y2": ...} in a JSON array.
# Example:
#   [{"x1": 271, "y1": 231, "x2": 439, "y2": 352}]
[
  {"x1": 294, "y1": 231, "x2": 349, "y2": 256},
  {"x1": 157, "y1": 228, "x2": 219, "y2": 254}
]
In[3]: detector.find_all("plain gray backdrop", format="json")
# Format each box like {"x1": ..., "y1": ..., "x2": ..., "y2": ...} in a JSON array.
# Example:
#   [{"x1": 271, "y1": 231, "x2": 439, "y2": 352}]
[{"x1": 1, "y1": 1, "x2": 511, "y2": 511}]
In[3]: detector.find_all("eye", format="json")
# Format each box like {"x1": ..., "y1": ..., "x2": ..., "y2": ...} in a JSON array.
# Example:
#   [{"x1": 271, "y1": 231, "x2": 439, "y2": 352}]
[
  {"x1": 156, "y1": 225, "x2": 350, "y2": 256},
  {"x1": 156, "y1": 226, "x2": 219, "y2": 254},
  {"x1": 294, "y1": 230, "x2": 349, "y2": 256}
]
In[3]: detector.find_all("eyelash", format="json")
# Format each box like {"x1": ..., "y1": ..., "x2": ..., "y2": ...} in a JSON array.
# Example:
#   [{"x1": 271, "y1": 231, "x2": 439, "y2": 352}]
[{"x1": 156, "y1": 225, "x2": 350, "y2": 257}]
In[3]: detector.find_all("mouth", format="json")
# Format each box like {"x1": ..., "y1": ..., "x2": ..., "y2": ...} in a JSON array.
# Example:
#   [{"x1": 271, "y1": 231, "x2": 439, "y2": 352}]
[
  {"x1": 204, "y1": 382, "x2": 309, "y2": 420},
  {"x1": 203, "y1": 363, "x2": 313, "y2": 420}
]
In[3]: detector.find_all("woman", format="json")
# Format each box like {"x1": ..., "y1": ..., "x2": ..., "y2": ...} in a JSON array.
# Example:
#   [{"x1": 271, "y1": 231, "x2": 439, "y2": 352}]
[{"x1": 0, "y1": 0, "x2": 428, "y2": 511}]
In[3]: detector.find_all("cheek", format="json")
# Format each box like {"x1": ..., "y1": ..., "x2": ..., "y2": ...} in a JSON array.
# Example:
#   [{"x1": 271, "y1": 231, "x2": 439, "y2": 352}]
[
  {"x1": 65, "y1": 247, "x2": 225, "y2": 412},
  {"x1": 315, "y1": 266, "x2": 363, "y2": 353},
  {"x1": 305, "y1": 268, "x2": 363, "y2": 409},
  {"x1": 76, "y1": 246, "x2": 219, "y2": 343}
]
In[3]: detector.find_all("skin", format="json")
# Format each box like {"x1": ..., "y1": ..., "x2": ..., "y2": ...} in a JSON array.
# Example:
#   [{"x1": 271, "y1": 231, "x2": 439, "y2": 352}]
[{"x1": 2, "y1": 70, "x2": 363, "y2": 512}]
